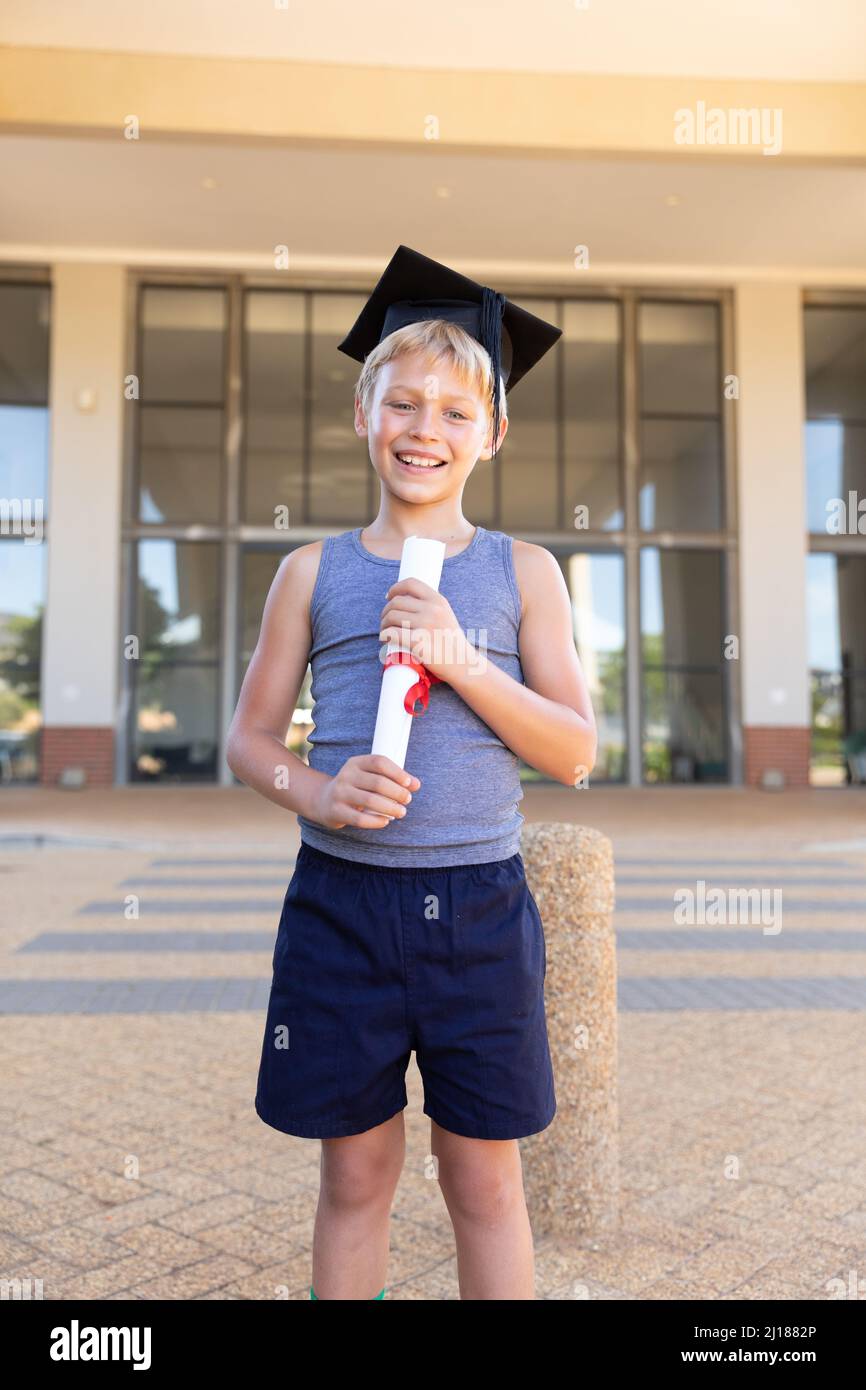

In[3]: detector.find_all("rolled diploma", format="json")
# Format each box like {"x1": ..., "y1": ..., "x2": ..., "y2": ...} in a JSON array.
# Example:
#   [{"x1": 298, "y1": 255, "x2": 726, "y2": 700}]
[{"x1": 370, "y1": 535, "x2": 446, "y2": 769}]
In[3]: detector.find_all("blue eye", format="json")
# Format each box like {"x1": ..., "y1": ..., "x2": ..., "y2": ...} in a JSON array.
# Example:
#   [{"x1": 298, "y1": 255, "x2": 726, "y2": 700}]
[{"x1": 387, "y1": 400, "x2": 467, "y2": 420}]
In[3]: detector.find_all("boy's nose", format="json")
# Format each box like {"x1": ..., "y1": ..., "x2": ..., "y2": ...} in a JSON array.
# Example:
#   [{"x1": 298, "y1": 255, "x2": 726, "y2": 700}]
[{"x1": 410, "y1": 420, "x2": 439, "y2": 442}]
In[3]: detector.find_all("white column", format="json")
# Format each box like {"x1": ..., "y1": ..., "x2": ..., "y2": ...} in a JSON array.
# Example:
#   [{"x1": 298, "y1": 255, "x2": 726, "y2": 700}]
[
  {"x1": 43, "y1": 264, "x2": 126, "y2": 733},
  {"x1": 733, "y1": 283, "x2": 809, "y2": 730}
]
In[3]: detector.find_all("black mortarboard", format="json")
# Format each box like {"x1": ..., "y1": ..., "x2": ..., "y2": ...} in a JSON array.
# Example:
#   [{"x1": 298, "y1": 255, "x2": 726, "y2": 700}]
[{"x1": 337, "y1": 244, "x2": 562, "y2": 460}]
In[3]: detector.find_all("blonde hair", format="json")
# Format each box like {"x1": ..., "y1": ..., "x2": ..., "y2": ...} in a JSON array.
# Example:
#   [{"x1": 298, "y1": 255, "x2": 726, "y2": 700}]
[{"x1": 354, "y1": 318, "x2": 507, "y2": 438}]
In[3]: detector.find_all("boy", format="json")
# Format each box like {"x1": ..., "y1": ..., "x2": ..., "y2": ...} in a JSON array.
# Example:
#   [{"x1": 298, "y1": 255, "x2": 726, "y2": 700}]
[{"x1": 227, "y1": 245, "x2": 597, "y2": 1300}]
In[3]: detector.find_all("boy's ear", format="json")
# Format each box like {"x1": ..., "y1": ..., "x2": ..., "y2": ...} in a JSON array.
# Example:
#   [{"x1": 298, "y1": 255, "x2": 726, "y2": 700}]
[
  {"x1": 479, "y1": 412, "x2": 508, "y2": 461},
  {"x1": 354, "y1": 394, "x2": 368, "y2": 438}
]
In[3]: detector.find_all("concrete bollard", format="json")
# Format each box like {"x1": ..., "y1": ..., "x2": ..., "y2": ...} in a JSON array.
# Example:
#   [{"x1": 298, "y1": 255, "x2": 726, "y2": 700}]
[{"x1": 519, "y1": 822, "x2": 619, "y2": 1236}]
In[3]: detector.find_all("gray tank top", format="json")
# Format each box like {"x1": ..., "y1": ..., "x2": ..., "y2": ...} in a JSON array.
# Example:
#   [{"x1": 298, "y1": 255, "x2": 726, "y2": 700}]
[{"x1": 297, "y1": 524, "x2": 526, "y2": 866}]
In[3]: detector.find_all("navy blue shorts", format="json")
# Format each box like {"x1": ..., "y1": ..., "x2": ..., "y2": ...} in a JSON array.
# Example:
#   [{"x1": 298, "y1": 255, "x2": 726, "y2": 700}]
[{"x1": 255, "y1": 842, "x2": 556, "y2": 1141}]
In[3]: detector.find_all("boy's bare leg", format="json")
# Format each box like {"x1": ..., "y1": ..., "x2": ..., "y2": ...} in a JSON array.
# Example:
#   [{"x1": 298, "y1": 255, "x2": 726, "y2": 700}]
[
  {"x1": 312, "y1": 1111, "x2": 406, "y2": 1299},
  {"x1": 431, "y1": 1119, "x2": 536, "y2": 1299}
]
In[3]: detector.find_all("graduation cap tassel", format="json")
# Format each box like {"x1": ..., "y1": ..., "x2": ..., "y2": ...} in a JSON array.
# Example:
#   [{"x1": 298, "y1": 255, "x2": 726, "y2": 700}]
[{"x1": 480, "y1": 287, "x2": 506, "y2": 462}]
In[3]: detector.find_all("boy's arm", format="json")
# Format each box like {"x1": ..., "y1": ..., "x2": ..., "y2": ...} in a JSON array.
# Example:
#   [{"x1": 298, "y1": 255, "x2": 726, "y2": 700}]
[
  {"x1": 225, "y1": 543, "x2": 332, "y2": 823},
  {"x1": 447, "y1": 541, "x2": 597, "y2": 786}
]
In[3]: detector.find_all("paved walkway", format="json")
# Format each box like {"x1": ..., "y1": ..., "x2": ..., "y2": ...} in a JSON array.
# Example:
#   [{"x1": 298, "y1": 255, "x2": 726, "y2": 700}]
[{"x1": 1, "y1": 785, "x2": 866, "y2": 1299}]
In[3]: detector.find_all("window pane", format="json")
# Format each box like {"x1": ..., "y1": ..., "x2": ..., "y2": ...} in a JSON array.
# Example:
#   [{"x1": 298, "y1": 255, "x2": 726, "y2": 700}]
[
  {"x1": 638, "y1": 302, "x2": 723, "y2": 533},
  {"x1": 0, "y1": 406, "x2": 49, "y2": 519},
  {"x1": 0, "y1": 284, "x2": 50, "y2": 524},
  {"x1": 140, "y1": 287, "x2": 226, "y2": 404},
  {"x1": 240, "y1": 549, "x2": 284, "y2": 664},
  {"x1": 131, "y1": 663, "x2": 219, "y2": 782},
  {"x1": 639, "y1": 302, "x2": 720, "y2": 416},
  {"x1": 807, "y1": 552, "x2": 866, "y2": 786},
  {"x1": 498, "y1": 298, "x2": 558, "y2": 532},
  {"x1": 639, "y1": 418, "x2": 723, "y2": 531},
  {"x1": 239, "y1": 547, "x2": 312, "y2": 760},
  {"x1": 136, "y1": 540, "x2": 220, "y2": 660},
  {"x1": 644, "y1": 669, "x2": 726, "y2": 783},
  {"x1": 563, "y1": 300, "x2": 621, "y2": 531},
  {"x1": 0, "y1": 540, "x2": 45, "y2": 783},
  {"x1": 243, "y1": 290, "x2": 305, "y2": 526},
  {"x1": 640, "y1": 547, "x2": 727, "y2": 782},
  {"x1": 309, "y1": 293, "x2": 368, "y2": 524},
  {"x1": 0, "y1": 284, "x2": 50, "y2": 403},
  {"x1": 804, "y1": 422, "x2": 866, "y2": 535},
  {"x1": 804, "y1": 305, "x2": 866, "y2": 418},
  {"x1": 564, "y1": 550, "x2": 626, "y2": 782},
  {"x1": 138, "y1": 405, "x2": 223, "y2": 524}
]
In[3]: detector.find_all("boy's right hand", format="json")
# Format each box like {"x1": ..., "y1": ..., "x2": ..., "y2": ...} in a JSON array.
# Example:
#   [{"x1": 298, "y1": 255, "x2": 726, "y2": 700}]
[{"x1": 313, "y1": 755, "x2": 421, "y2": 831}]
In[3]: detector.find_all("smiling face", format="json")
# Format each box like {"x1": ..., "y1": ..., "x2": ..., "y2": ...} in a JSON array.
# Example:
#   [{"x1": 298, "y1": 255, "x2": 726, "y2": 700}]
[{"x1": 354, "y1": 349, "x2": 507, "y2": 494}]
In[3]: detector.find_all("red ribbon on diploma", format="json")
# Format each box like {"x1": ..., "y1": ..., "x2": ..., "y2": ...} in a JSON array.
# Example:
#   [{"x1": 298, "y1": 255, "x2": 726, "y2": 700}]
[{"x1": 383, "y1": 648, "x2": 442, "y2": 715}]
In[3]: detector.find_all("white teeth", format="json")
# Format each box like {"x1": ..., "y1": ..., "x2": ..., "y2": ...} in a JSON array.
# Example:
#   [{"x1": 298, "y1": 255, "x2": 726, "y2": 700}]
[{"x1": 397, "y1": 453, "x2": 443, "y2": 468}]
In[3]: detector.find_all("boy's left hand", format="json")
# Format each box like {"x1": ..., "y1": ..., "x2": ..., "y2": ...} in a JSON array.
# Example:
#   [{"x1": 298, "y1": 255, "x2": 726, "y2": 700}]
[{"x1": 378, "y1": 579, "x2": 471, "y2": 682}]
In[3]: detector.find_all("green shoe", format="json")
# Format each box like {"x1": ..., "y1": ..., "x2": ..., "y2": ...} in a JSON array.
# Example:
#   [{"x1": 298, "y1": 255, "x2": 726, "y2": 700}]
[{"x1": 310, "y1": 1285, "x2": 386, "y2": 1299}]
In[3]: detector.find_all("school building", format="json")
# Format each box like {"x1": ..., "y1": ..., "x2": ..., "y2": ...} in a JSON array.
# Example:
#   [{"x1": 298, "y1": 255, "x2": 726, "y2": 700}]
[{"x1": 1, "y1": 9, "x2": 865, "y2": 792}]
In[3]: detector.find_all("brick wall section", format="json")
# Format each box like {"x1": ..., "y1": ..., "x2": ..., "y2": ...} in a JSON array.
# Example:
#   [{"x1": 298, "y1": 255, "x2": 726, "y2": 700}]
[
  {"x1": 40, "y1": 727, "x2": 115, "y2": 787},
  {"x1": 743, "y1": 726, "x2": 811, "y2": 788}
]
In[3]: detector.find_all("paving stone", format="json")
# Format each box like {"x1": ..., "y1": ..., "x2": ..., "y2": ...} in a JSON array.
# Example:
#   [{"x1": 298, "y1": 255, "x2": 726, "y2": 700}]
[
  {"x1": 618, "y1": 929, "x2": 866, "y2": 950},
  {"x1": 618, "y1": 896, "x2": 866, "y2": 915},
  {"x1": 213, "y1": 1163, "x2": 310, "y2": 1201},
  {"x1": 0, "y1": 979, "x2": 271, "y2": 1014},
  {"x1": 386, "y1": 1261, "x2": 460, "y2": 1300},
  {"x1": 52, "y1": 1254, "x2": 179, "y2": 1299},
  {"x1": 546, "y1": 1279, "x2": 631, "y2": 1299},
  {"x1": 838, "y1": 1207, "x2": 866, "y2": 1237},
  {"x1": 21, "y1": 931, "x2": 277, "y2": 952},
  {"x1": 620, "y1": 977, "x2": 866, "y2": 1009},
  {"x1": 618, "y1": 872, "x2": 866, "y2": 886},
  {"x1": 147, "y1": 859, "x2": 292, "y2": 870},
  {"x1": 796, "y1": 1181, "x2": 864, "y2": 1220},
  {"x1": 0, "y1": 1138, "x2": 69, "y2": 1171},
  {"x1": 640, "y1": 1277, "x2": 708, "y2": 1300},
  {"x1": 111, "y1": 1223, "x2": 219, "y2": 1266},
  {"x1": 120, "y1": 876, "x2": 289, "y2": 888},
  {"x1": 0, "y1": 1258, "x2": 81, "y2": 1294},
  {"x1": 186, "y1": 1219, "x2": 296, "y2": 1264},
  {"x1": 667, "y1": 1238, "x2": 776, "y2": 1294},
  {"x1": 0, "y1": 1170, "x2": 79, "y2": 1206},
  {"x1": 23, "y1": 1227, "x2": 141, "y2": 1268},
  {"x1": 32, "y1": 1166, "x2": 155, "y2": 1208},
  {"x1": 545, "y1": 1235, "x2": 698, "y2": 1294},
  {"x1": 74, "y1": 1194, "x2": 191, "y2": 1235},
  {"x1": 750, "y1": 1240, "x2": 865, "y2": 1297},
  {"x1": 629, "y1": 1183, "x2": 719, "y2": 1223},
  {"x1": 126, "y1": 1255, "x2": 258, "y2": 1300},
  {"x1": 132, "y1": 1168, "x2": 233, "y2": 1201},
  {"x1": 247, "y1": 1200, "x2": 318, "y2": 1236},
  {"x1": 614, "y1": 856, "x2": 866, "y2": 870},
  {"x1": 156, "y1": 1194, "x2": 262, "y2": 1236},
  {"x1": 0, "y1": 1193, "x2": 103, "y2": 1237},
  {"x1": 618, "y1": 1208, "x2": 718, "y2": 1252},
  {"x1": 219, "y1": 1251, "x2": 313, "y2": 1300},
  {"x1": 79, "y1": 899, "x2": 281, "y2": 916},
  {"x1": 712, "y1": 1182, "x2": 792, "y2": 1217},
  {"x1": 0, "y1": 1233, "x2": 46, "y2": 1266},
  {"x1": 725, "y1": 1276, "x2": 825, "y2": 1300},
  {"x1": 4, "y1": 1114, "x2": 80, "y2": 1145}
]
